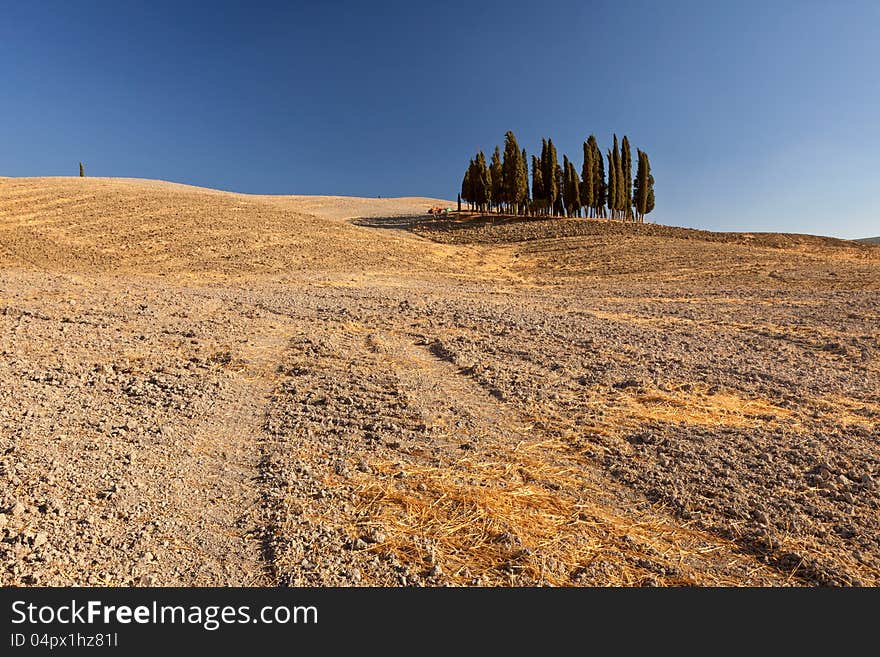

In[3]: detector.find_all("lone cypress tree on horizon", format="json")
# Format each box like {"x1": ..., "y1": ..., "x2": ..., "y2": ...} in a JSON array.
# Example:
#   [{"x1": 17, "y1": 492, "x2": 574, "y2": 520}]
[{"x1": 79, "y1": 162, "x2": 85, "y2": 177}]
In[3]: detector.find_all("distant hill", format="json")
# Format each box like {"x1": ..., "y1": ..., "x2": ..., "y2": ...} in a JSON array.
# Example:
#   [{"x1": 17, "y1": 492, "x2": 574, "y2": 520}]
[{"x1": 857, "y1": 236, "x2": 880, "y2": 244}]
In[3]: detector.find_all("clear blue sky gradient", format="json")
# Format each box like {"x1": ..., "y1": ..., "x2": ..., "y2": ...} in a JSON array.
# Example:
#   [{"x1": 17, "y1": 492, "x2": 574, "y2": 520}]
[{"x1": 2, "y1": 1, "x2": 878, "y2": 237}]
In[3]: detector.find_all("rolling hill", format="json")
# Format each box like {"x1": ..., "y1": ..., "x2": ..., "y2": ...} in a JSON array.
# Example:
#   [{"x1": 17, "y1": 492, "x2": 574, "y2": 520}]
[{"x1": 1, "y1": 176, "x2": 878, "y2": 587}]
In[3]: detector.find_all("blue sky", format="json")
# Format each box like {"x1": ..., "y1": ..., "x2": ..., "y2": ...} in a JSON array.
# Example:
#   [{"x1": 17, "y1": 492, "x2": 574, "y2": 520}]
[{"x1": 1, "y1": 1, "x2": 878, "y2": 237}]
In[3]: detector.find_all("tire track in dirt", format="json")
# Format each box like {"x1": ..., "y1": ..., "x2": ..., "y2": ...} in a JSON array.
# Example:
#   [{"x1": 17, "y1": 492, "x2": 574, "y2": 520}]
[
  {"x1": 116, "y1": 321, "x2": 296, "y2": 586},
  {"x1": 166, "y1": 330, "x2": 291, "y2": 585},
  {"x1": 376, "y1": 330, "x2": 787, "y2": 585},
  {"x1": 260, "y1": 315, "x2": 784, "y2": 585}
]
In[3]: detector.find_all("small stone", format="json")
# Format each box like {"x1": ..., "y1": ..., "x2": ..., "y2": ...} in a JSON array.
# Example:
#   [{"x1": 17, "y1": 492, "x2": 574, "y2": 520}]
[
  {"x1": 364, "y1": 528, "x2": 386, "y2": 544},
  {"x1": 11, "y1": 502, "x2": 26, "y2": 516},
  {"x1": 33, "y1": 533, "x2": 48, "y2": 547}
]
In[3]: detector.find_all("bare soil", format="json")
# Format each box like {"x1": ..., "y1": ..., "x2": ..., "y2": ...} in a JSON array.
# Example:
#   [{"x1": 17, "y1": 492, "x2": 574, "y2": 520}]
[{"x1": 1, "y1": 178, "x2": 878, "y2": 586}]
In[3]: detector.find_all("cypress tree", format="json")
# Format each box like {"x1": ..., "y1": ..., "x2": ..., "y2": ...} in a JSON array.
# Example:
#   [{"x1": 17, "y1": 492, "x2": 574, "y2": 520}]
[
  {"x1": 461, "y1": 160, "x2": 474, "y2": 210},
  {"x1": 610, "y1": 134, "x2": 624, "y2": 220},
  {"x1": 633, "y1": 149, "x2": 648, "y2": 223},
  {"x1": 581, "y1": 138, "x2": 596, "y2": 217},
  {"x1": 475, "y1": 151, "x2": 490, "y2": 212},
  {"x1": 539, "y1": 139, "x2": 548, "y2": 215},
  {"x1": 490, "y1": 146, "x2": 503, "y2": 212},
  {"x1": 502, "y1": 131, "x2": 526, "y2": 215},
  {"x1": 595, "y1": 141, "x2": 606, "y2": 218},
  {"x1": 616, "y1": 139, "x2": 625, "y2": 219},
  {"x1": 79, "y1": 162, "x2": 85, "y2": 177},
  {"x1": 521, "y1": 147, "x2": 529, "y2": 212},
  {"x1": 644, "y1": 152, "x2": 655, "y2": 219},
  {"x1": 531, "y1": 155, "x2": 544, "y2": 214},
  {"x1": 564, "y1": 157, "x2": 581, "y2": 217},
  {"x1": 621, "y1": 136, "x2": 633, "y2": 221},
  {"x1": 606, "y1": 147, "x2": 616, "y2": 219},
  {"x1": 553, "y1": 163, "x2": 564, "y2": 217},
  {"x1": 562, "y1": 155, "x2": 570, "y2": 216},
  {"x1": 542, "y1": 139, "x2": 559, "y2": 216}
]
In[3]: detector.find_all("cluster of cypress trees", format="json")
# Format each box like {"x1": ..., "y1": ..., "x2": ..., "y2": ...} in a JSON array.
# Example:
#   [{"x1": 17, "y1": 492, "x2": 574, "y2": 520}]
[{"x1": 460, "y1": 131, "x2": 654, "y2": 221}]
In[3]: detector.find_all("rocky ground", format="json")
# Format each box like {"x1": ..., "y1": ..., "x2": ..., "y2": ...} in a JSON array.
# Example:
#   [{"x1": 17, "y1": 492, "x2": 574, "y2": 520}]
[{"x1": 1, "y1": 178, "x2": 878, "y2": 586}]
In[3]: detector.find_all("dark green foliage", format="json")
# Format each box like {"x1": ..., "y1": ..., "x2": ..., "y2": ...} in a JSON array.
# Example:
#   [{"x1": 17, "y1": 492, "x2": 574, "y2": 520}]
[
  {"x1": 502, "y1": 131, "x2": 527, "y2": 213},
  {"x1": 531, "y1": 155, "x2": 544, "y2": 211},
  {"x1": 632, "y1": 148, "x2": 654, "y2": 221},
  {"x1": 606, "y1": 147, "x2": 616, "y2": 219},
  {"x1": 580, "y1": 139, "x2": 595, "y2": 217},
  {"x1": 79, "y1": 162, "x2": 85, "y2": 177},
  {"x1": 542, "y1": 139, "x2": 559, "y2": 216},
  {"x1": 621, "y1": 135, "x2": 633, "y2": 221},
  {"x1": 458, "y1": 131, "x2": 653, "y2": 220},
  {"x1": 475, "y1": 150, "x2": 491, "y2": 211},
  {"x1": 539, "y1": 140, "x2": 548, "y2": 214},
  {"x1": 490, "y1": 146, "x2": 503, "y2": 212},
  {"x1": 595, "y1": 143, "x2": 606, "y2": 218},
  {"x1": 633, "y1": 149, "x2": 647, "y2": 222},
  {"x1": 562, "y1": 155, "x2": 570, "y2": 215},
  {"x1": 563, "y1": 156, "x2": 581, "y2": 217},
  {"x1": 461, "y1": 160, "x2": 474, "y2": 209},
  {"x1": 553, "y1": 163, "x2": 564, "y2": 217},
  {"x1": 581, "y1": 135, "x2": 606, "y2": 218},
  {"x1": 609, "y1": 134, "x2": 624, "y2": 219}
]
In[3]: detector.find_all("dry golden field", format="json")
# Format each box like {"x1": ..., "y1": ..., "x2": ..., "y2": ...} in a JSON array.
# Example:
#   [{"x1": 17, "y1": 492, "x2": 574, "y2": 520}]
[{"x1": 1, "y1": 176, "x2": 878, "y2": 586}]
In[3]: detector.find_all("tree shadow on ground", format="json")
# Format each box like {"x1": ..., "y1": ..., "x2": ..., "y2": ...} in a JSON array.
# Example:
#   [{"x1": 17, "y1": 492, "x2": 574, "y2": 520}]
[{"x1": 352, "y1": 213, "x2": 542, "y2": 235}]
